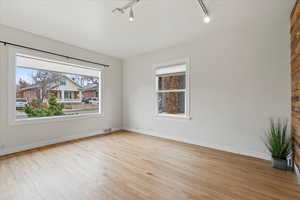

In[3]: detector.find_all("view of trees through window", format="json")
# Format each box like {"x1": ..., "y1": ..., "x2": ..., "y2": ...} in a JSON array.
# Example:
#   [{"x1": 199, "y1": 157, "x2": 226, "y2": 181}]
[
  {"x1": 16, "y1": 66, "x2": 100, "y2": 119},
  {"x1": 157, "y1": 73, "x2": 186, "y2": 115}
]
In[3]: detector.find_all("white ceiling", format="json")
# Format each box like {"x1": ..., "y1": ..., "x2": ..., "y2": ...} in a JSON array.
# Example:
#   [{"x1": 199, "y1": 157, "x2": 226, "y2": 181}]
[{"x1": 0, "y1": 0, "x2": 295, "y2": 59}]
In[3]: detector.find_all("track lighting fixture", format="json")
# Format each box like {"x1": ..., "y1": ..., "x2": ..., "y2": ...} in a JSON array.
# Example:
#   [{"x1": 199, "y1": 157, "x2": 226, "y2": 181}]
[
  {"x1": 113, "y1": 0, "x2": 211, "y2": 23},
  {"x1": 112, "y1": 0, "x2": 140, "y2": 22},
  {"x1": 197, "y1": 0, "x2": 211, "y2": 23}
]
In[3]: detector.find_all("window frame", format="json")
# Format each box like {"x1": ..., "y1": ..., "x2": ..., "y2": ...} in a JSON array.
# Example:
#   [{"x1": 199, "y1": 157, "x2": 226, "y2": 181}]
[
  {"x1": 154, "y1": 58, "x2": 191, "y2": 120},
  {"x1": 7, "y1": 46, "x2": 104, "y2": 126}
]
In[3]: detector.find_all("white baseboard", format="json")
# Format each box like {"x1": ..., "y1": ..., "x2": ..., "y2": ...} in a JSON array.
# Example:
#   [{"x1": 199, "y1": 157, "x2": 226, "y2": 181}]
[
  {"x1": 0, "y1": 128, "x2": 121, "y2": 156},
  {"x1": 124, "y1": 127, "x2": 270, "y2": 161},
  {"x1": 0, "y1": 127, "x2": 270, "y2": 161}
]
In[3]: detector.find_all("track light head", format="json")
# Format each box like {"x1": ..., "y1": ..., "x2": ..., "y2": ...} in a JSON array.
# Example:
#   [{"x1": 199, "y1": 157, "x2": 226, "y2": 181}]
[
  {"x1": 203, "y1": 15, "x2": 210, "y2": 23},
  {"x1": 197, "y1": 0, "x2": 211, "y2": 24},
  {"x1": 112, "y1": 0, "x2": 139, "y2": 22},
  {"x1": 129, "y1": 7, "x2": 134, "y2": 22}
]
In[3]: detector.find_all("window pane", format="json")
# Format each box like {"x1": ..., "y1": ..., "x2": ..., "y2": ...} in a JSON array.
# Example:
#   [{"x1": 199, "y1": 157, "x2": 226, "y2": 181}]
[
  {"x1": 16, "y1": 65, "x2": 100, "y2": 120},
  {"x1": 158, "y1": 74, "x2": 185, "y2": 90},
  {"x1": 158, "y1": 92, "x2": 185, "y2": 115}
]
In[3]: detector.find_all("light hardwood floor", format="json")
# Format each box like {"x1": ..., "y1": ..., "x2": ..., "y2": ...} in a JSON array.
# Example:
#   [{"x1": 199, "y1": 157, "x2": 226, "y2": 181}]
[{"x1": 0, "y1": 131, "x2": 299, "y2": 200}]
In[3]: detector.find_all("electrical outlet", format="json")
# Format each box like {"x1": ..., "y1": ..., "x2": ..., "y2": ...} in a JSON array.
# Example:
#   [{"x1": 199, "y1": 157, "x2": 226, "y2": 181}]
[{"x1": 104, "y1": 128, "x2": 112, "y2": 134}]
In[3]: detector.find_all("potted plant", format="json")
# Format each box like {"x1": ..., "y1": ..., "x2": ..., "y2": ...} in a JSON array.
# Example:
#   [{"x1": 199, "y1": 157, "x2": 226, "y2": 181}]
[{"x1": 264, "y1": 119, "x2": 291, "y2": 170}]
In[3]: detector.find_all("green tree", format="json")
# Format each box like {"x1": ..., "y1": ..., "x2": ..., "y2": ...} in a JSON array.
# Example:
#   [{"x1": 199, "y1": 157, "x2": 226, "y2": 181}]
[
  {"x1": 47, "y1": 96, "x2": 64, "y2": 116},
  {"x1": 24, "y1": 96, "x2": 64, "y2": 118}
]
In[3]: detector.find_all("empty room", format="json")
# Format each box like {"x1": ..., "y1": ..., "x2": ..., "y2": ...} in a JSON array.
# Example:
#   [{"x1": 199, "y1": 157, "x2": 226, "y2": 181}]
[{"x1": 0, "y1": 0, "x2": 300, "y2": 199}]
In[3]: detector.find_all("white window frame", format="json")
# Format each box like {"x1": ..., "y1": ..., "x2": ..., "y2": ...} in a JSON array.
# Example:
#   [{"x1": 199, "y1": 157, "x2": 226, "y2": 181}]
[
  {"x1": 7, "y1": 46, "x2": 104, "y2": 125},
  {"x1": 154, "y1": 58, "x2": 191, "y2": 120},
  {"x1": 0, "y1": 43, "x2": 5, "y2": 148}
]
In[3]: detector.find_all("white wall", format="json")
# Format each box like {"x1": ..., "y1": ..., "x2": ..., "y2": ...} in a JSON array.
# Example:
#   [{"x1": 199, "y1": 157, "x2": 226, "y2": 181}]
[
  {"x1": 0, "y1": 2, "x2": 293, "y2": 160},
  {"x1": 123, "y1": 12, "x2": 291, "y2": 160},
  {"x1": 0, "y1": 25, "x2": 123, "y2": 155}
]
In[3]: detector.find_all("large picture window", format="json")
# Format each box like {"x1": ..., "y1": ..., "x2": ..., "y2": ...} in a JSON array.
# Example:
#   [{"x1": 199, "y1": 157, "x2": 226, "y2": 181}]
[
  {"x1": 155, "y1": 59, "x2": 190, "y2": 119},
  {"x1": 14, "y1": 54, "x2": 102, "y2": 121}
]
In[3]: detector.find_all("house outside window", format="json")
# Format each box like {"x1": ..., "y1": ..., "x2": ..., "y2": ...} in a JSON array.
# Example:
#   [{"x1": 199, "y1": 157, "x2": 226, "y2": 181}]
[
  {"x1": 155, "y1": 58, "x2": 190, "y2": 119},
  {"x1": 11, "y1": 51, "x2": 103, "y2": 122}
]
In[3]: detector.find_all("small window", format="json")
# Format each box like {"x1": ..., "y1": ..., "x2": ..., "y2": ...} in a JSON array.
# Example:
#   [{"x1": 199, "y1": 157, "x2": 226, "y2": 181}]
[
  {"x1": 155, "y1": 60, "x2": 190, "y2": 119},
  {"x1": 15, "y1": 54, "x2": 102, "y2": 120}
]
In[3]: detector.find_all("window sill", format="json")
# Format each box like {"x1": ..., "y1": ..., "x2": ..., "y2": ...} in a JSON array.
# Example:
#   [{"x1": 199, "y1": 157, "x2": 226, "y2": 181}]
[
  {"x1": 154, "y1": 114, "x2": 191, "y2": 120},
  {"x1": 10, "y1": 113, "x2": 103, "y2": 126}
]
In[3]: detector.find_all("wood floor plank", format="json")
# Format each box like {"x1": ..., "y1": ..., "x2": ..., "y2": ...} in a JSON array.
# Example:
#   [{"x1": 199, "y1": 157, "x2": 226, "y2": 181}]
[{"x1": 0, "y1": 131, "x2": 299, "y2": 200}]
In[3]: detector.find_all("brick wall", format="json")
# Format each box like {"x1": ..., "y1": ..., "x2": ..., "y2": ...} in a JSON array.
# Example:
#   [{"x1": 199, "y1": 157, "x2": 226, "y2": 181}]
[{"x1": 291, "y1": 0, "x2": 300, "y2": 171}]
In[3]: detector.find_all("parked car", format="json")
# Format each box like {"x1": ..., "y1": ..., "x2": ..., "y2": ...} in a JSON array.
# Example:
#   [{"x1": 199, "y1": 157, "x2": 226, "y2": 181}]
[
  {"x1": 82, "y1": 97, "x2": 90, "y2": 104},
  {"x1": 89, "y1": 97, "x2": 99, "y2": 105},
  {"x1": 16, "y1": 98, "x2": 27, "y2": 110},
  {"x1": 82, "y1": 97, "x2": 99, "y2": 104}
]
